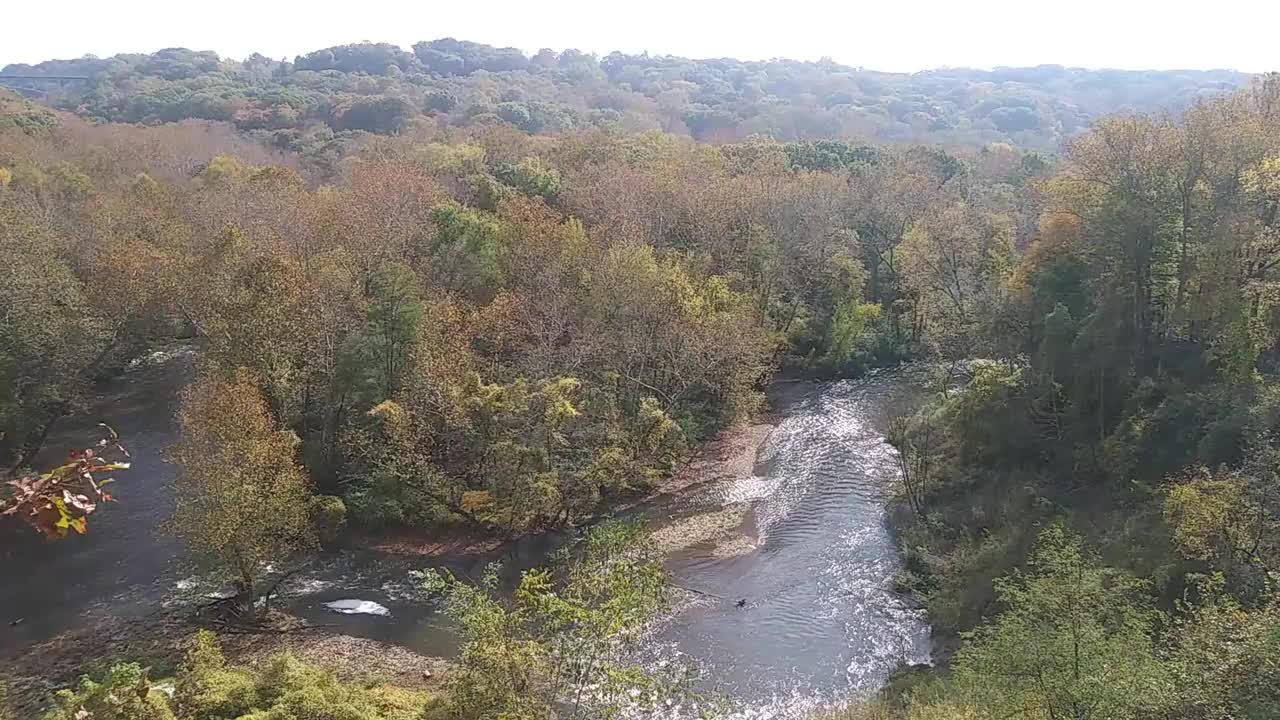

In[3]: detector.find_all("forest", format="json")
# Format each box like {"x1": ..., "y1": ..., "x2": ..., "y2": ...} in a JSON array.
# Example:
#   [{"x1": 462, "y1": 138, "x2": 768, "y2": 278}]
[
  {"x1": 2, "y1": 39, "x2": 1249, "y2": 157},
  {"x1": 2, "y1": 33, "x2": 1280, "y2": 720}
]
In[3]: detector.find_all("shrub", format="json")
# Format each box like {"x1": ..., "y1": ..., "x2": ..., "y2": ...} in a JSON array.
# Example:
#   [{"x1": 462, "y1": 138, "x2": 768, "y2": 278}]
[
  {"x1": 44, "y1": 663, "x2": 176, "y2": 720},
  {"x1": 171, "y1": 631, "x2": 428, "y2": 720},
  {"x1": 174, "y1": 631, "x2": 256, "y2": 719},
  {"x1": 250, "y1": 654, "x2": 419, "y2": 720},
  {"x1": 308, "y1": 495, "x2": 348, "y2": 546}
]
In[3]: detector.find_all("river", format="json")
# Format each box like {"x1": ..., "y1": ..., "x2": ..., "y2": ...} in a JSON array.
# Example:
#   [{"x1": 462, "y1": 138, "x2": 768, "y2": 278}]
[
  {"x1": 0, "y1": 355, "x2": 930, "y2": 718},
  {"x1": 645, "y1": 374, "x2": 932, "y2": 716}
]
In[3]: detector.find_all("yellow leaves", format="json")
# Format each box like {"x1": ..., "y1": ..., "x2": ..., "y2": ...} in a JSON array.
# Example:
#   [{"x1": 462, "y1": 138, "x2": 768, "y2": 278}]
[
  {"x1": 92, "y1": 236, "x2": 181, "y2": 318},
  {"x1": 828, "y1": 300, "x2": 882, "y2": 364},
  {"x1": 558, "y1": 216, "x2": 590, "y2": 256},
  {"x1": 495, "y1": 195, "x2": 589, "y2": 280},
  {"x1": 523, "y1": 472, "x2": 565, "y2": 518},
  {"x1": 587, "y1": 447, "x2": 631, "y2": 492},
  {"x1": 367, "y1": 400, "x2": 407, "y2": 423},
  {"x1": 1164, "y1": 468, "x2": 1247, "y2": 563},
  {"x1": 829, "y1": 243, "x2": 867, "y2": 297},
  {"x1": 365, "y1": 401, "x2": 414, "y2": 443},
  {"x1": 415, "y1": 142, "x2": 487, "y2": 177},
  {"x1": 589, "y1": 242, "x2": 751, "y2": 326},
  {"x1": 1038, "y1": 212, "x2": 1084, "y2": 249},
  {"x1": 540, "y1": 377, "x2": 581, "y2": 430},
  {"x1": 635, "y1": 397, "x2": 679, "y2": 460},
  {"x1": 170, "y1": 368, "x2": 312, "y2": 575},
  {"x1": 1242, "y1": 156, "x2": 1280, "y2": 200},
  {"x1": 697, "y1": 275, "x2": 738, "y2": 315},
  {"x1": 0, "y1": 166, "x2": 10, "y2": 188},
  {"x1": 1068, "y1": 113, "x2": 1178, "y2": 188},
  {"x1": 460, "y1": 490, "x2": 494, "y2": 513},
  {"x1": 199, "y1": 154, "x2": 247, "y2": 184},
  {"x1": 1005, "y1": 213, "x2": 1083, "y2": 300},
  {"x1": 190, "y1": 254, "x2": 312, "y2": 411},
  {"x1": 471, "y1": 291, "x2": 530, "y2": 355},
  {"x1": 464, "y1": 375, "x2": 528, "y2": 417},
  {"x1": 49, "y1": 161, "x2": 95, "y2": 201},
  {"x1": 247, "y1": 165, "x2": 306, "y2": 191}
]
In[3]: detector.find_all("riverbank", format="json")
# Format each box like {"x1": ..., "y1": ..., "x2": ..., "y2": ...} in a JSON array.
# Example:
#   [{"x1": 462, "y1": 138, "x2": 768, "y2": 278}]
[
  {"x1": 346, "y1": 417, "x2": 779, "y2": 562},
  {"x1": 0, "y1": 604, "x2": 447, "y2": 715},
  {"x1": 646, "y1": 379, "x2": 814, "y2": 560}
]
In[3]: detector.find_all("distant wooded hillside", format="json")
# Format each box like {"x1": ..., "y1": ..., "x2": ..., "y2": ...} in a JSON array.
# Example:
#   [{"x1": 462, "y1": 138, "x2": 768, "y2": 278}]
[{"x1": 2, "y1": 39, "x2": 1253, "y2": 151}]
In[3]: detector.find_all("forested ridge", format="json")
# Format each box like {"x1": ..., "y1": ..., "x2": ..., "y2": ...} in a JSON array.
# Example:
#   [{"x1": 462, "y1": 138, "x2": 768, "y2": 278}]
[
  {"x1": 1, "y1": 38, "x2": 1250, "y2": 157},
  {"x1": 2, "y1": 34, "x2": 1280, "y2": 720}
]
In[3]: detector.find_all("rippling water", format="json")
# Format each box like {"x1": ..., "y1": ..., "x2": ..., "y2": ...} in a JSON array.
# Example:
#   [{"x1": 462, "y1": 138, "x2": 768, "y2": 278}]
[{"x1": 643, "y1": 373, "x2": 932, "y2": 717}]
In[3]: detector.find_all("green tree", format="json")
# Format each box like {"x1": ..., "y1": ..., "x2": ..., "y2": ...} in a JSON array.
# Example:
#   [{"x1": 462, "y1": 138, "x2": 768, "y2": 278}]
[
  {"x1": 427, "y1": 201, "x2": 505, "y2": 300},
  {"x1": 900, "y1": 204, "x2": 1012, "y2": 358},
  {"x1": 952, "y1": 526, "x2": 1168, "y2": 720},
  {"x1": 495, "y1": 157, "x2": 563, "y2": 200},
  {"x1": 1164, "y1": 464, "x2": 1279, "y2": 594},
  {"x1": 827, "y1": 299, "x2": 882, "y2": 367},
  {"x1": 1162, "y1": 599, "x2": 1280, "y2": 719},
  {"x1": 425, "y1": 521, "x2": 687, "y2": 720},
  {"x1": 0, "y1": 205, "x2": 111, "y2": 469},
  {"x1": 187, "y1": 243, "x2": 312, "y2": 421},
  {"x1": 354, "y1": 263, "x2": 425, "y2": 400}
]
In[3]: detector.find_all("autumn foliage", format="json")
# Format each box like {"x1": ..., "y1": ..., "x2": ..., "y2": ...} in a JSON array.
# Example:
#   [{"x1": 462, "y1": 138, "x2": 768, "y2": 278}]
[{"x1": 0, "y1": 426, "x2": 129, "y2": 539}]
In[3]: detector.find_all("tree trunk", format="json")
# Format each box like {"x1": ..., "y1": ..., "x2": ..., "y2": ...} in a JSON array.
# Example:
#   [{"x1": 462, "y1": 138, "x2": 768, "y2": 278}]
[{"x1": 1173, "y1": 184, "x2": 1193, "y2": 335}]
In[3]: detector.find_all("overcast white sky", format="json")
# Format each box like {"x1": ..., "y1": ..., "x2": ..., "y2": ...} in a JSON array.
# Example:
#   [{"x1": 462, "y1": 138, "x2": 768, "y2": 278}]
[{"x1": 5, "y1": 0, "x2": 1278, "y2": 72}]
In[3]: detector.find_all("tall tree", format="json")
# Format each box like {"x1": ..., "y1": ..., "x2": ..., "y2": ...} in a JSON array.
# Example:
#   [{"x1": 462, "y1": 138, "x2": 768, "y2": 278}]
[{"x1": 169, "y1": 368, "x2": 312, "y2": 611}]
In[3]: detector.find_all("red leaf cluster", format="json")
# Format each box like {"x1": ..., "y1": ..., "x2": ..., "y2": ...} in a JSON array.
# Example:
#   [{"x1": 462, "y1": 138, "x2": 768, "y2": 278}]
[{"x1": 1, "y1": 425, "x2": 129, "y2": 539}]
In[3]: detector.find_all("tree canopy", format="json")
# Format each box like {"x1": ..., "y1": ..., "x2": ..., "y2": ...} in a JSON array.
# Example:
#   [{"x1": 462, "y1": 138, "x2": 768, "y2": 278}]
[{"x1": 1, "y1": 39, "x2": 1251, "y2": 154}]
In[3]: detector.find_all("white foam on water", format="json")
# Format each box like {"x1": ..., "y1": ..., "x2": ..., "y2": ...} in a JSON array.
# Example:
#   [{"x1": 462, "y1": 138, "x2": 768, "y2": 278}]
[
  {"x1": 126, "y1": 345, "x2": 195, "y2": 370},
  {"x1": 288, "y1": 577, "x2": 334, "y2": 595},
  {"x1": 719, "y1": 474, "x2": 779, "y2": 505},
  {"x1": 323, "y1": 599, "x2": 391, "y2": 616}
]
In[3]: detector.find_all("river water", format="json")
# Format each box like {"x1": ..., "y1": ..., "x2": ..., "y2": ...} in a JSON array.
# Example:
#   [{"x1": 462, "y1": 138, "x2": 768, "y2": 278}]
[
  {"x1": 1, "y1": 357, "x2": 930, "y2": 718},
  {"x1": 640, "y1": 374, "x2": 932, "y2": 717}
]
